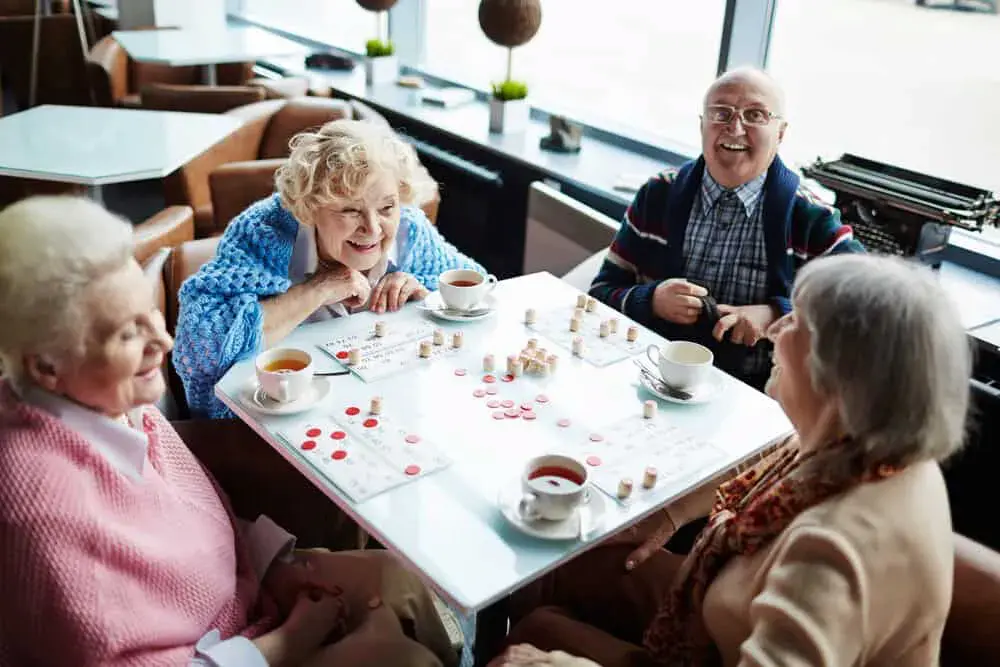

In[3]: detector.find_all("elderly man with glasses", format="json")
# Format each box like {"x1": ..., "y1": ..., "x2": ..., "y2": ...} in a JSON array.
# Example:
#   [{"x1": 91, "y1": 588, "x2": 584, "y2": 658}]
[{"x1": 590, "y1": 67, "x2": 864, "y2": 390}]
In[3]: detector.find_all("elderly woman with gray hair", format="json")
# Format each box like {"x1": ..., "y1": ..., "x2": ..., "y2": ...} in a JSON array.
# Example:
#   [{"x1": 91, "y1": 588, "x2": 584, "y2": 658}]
[
  {"x1": 175, "y1": 118, "x2": 484, "y2": 418},
  {"x1": 0, "y1": 196, "x2": 458, "y2": 666},
  {"x1": 492, "y1": 253, "x2": 971, "y2": 667}
]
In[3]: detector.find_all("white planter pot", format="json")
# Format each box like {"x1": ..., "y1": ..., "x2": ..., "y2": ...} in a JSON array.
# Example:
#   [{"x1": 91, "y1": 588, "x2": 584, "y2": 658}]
[
  {"x1": 489, "y1": 97, "x2": 530, "y2": 134},
  {"x1": 364, "y1": 55, "x2": 398, "y2": 86}
]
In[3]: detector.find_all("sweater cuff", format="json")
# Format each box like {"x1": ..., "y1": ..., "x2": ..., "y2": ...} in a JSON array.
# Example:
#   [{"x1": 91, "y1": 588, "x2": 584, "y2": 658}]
[
  {"x1": 771, "y1": 296, "x2": 793, "y2": 316},
  {"x1": 240, "y1": 515, "x2": 296, "y2": 581},
  {"x1": 623, "y1": 282, "x2": 658, "y2": 326},
  {"x1": 194, "y1": 630, "x2": 268, "y2": 667}
]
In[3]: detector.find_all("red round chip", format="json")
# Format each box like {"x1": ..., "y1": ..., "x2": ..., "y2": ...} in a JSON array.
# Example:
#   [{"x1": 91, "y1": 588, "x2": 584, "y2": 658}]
[
  {"x1": 535, "y1": 394, "x2": 549, "y2": 403},
  {"x1": 332, "y1": 450, "x2": 348, "y2": 460},
  {"x1": 589, "y1": 433, "x2": 604, "y2": 442},
  {"x1": 522, "y1": 411, "x2": 537, "y2": 420},
  {"x1": 472, "y1": 389, "x2": 486, "y2": 398},
  {"x1": 586, "y1": 455, "x2": 602, "y2": 466},
  {"x1": 482, "y1": 374, "x2": 496, "y2": 383},
  {"x1": 404, "y1": 464, "x2": 421, "y2": 476},
  {"x1": 305, "y1": 428, "x2": 321, "y2": 438},
  {"x1": 504, "y1": 408, "x2": 519, "y2": 418},
  {"x1": 501, "y1": 374, "x2": 515, "y2": 382},
  {"x1": 363, "y1": 418, "x2": 379, "y2": 428},
  {"x1": 492, "y1": 411, "x2": 506, "y2": 420},
  {"x1": 330, "y1": 431, "x2": 346, "y2": 440},
  {"x1": 405, "y1": 434, "x2": 420, "y2": 444},
  {"x1": 301, "y1": 440, "x2": 317, "y2": 450},
  {"x1": 501, "y1": 399, "x2": 515, "y2": 408},
  {"x1": 485, "y1": 387, "x2": 499, "y2": 395},
  {"x1": 520, "y1": 402, "x2": 533, "y2": 411},
  {"x1": 557, "y1": 418, "x2": 571, "y2": 427},
  {"x1": 335, "y1": 350, "x2": 349, "y2": 360},
  {"x1": 487, "y1": 400, "x2": 501, "y2": 408},
  {"x1": 345, "y1": 406, "x2": 361, "y2": 416},
  {"x1": 454, "y1": 369, "x2": 467, "y2": 376}
]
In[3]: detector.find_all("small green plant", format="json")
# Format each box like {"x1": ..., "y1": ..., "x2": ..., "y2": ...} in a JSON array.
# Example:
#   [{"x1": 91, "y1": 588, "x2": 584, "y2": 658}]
[
  {"x1": 365, "y1": 39, "x2": 395, "y2": 58},
  {"x1": 491, "y1": 79, "x2": 528, "y2": 101}
]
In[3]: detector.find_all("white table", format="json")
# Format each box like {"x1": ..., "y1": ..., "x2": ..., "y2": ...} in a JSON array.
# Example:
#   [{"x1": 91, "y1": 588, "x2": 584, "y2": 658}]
[
  {"x1": 215, "y1": 272, "x2": 792, "y2": 655},
  {"x1": 113, "y1": 26, "x2": 307, "y2": 86},
  {"x1": 0, "y1": 105, "x2": 241, "y2": 204}
]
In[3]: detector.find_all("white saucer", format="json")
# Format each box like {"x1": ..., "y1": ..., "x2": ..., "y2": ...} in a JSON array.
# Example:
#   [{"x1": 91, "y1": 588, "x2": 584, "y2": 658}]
[
  {"x1": 237, "y1": 376, "x2": 330, "y2": 416},
  {"x1": 639, "y1": 369, "x2": 723, "y2": 405},
  {"x1": 497, "y1": 481, "x2": 607, "y2": 541},
  {"x1": 419, "y1": 291, "x2": 497, "y2": 322}
]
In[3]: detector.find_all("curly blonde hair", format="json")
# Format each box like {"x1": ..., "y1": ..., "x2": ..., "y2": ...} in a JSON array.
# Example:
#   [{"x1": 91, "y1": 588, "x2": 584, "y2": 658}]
[{"x1": 275, "y1": 119, "x2": 437, "y2": 225}]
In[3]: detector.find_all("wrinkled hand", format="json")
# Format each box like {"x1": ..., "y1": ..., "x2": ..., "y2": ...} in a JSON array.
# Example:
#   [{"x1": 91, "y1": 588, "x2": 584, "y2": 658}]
[
  {"x1": 369, "y1": 271, "x2": 428, "y2": 314},
  {"x1": 652, "y1": 279, "x2": 708, "y2": 325},
  {"x1": 599, "y1": 508, "x2": 677, "y2": 572},
  {"x1": 712, "y1": 304, "x2": 778, "y2": 346},
  {"x1": 263, "y1": 549, "x2": 343, "y2": 618},
  {"x1": 278, "y1": 588, "x2": 351, "y2": 663},
  {"x1": 487, "y1": 644, "x2": 601, "y2": 667},
  {"x1": 312, "y1": 265, "x2": 371, "y2": 310}
]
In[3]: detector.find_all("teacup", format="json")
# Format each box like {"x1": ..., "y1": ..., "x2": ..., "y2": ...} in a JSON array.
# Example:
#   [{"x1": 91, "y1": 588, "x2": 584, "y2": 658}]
[
  {"x1": 438, "y1": 269, "x2": 498, "y2": 312},
  {"x1": 255, "y1": 347, "x2": 314, "y2": 403},
  {"x1": 645, "y1": 340, "x2": 714, "y2": 391},
  {"x1": 518, "y1": 454, "x2": 588, "y2": 522}
]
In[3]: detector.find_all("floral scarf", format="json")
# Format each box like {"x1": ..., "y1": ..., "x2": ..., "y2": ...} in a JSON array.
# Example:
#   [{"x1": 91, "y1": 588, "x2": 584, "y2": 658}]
[{"x1": 642, "y1": 436, "x2": 900, "y2": 666}]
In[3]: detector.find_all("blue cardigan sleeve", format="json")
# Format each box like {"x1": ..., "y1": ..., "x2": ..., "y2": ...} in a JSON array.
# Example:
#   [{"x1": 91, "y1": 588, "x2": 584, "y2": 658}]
[
  {"x1": 395, "y1": 207, "x2": 486, "y2": 290},
  {"x1": 172, "y1": 197, "x2": 297, "y2": 418}
]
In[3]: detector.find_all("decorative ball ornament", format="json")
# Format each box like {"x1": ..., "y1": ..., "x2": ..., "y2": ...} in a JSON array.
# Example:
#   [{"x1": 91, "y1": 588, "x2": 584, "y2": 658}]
[
  {"x1": 356, "y1": 0, "x2": 398, "y2": 10},
  {"x1": 478, "y1": 0, "x2": 542, "y2": 48}
]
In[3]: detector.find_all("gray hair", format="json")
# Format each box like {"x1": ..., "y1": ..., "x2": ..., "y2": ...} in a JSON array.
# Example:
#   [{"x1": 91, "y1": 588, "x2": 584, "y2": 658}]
[
  {"x1": 794, "y1": 254, "x2": 972, "y2": 468},
  {"x1": 0, "y1": 196, "x2": 133, "y2": 390}
]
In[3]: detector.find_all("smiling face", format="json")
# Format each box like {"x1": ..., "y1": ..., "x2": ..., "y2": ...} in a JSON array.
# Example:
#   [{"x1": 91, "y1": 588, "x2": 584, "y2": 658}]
[
  {"x1": 312, "y1": 172, "x2": 401, "y2": 272},
  {"x1": 27, "y1": 258, "x2": 173, "y2": 418},
  {"x1": 701, "y1": 69, "x2": 787, "y2": 189},
  {"x1": 765, "y1": 304, "x2": 827, "y2": 435}
]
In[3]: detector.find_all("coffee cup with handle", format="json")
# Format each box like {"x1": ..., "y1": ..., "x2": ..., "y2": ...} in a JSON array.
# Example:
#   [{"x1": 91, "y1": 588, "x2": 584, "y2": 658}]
[
  {"x1": 645, "y1": 340, "x2": 714, "y2": 391},
  {"x1": 255, "y1": 347, "x2": 315, "y2": 403},
  {"x1": 518, "y1": 454, "x2": 589, "y2": 522},
  {"x1": 438, "y1": 268, "x2": 498, "y2": 312}
]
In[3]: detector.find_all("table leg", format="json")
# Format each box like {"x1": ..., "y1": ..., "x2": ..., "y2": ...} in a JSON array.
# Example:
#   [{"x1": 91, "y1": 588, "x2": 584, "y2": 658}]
[
  {"x1": 203, "y1": 64, "x2": 218, "y2": 86},
  {"x1": 473, "y1": 597, "x2": 509, "y2": 667},
  {"x1": 87, "y1": 184, "x2": 104, "y2": 206}
]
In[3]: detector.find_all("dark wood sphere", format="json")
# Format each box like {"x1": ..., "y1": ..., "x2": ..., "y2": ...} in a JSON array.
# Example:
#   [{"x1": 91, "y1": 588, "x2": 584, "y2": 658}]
[
  {"x1": 478, "y1": 0, "x2": 542, "y2": 48},
  {"x1": 356, "y1": 0, "x2": 398, "y2": 11}
]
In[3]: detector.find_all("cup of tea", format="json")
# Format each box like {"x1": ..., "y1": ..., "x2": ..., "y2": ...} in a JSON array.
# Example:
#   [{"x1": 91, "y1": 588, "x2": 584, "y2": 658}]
[
  {"x1": 255, "y1": 347, "x2": 314, "y2": 403},
  {"x1": 646, "y1": 340, "x2": 714, "y2": 391},
  {"x1": 518, "y1": 454, "x2": 588, "y2": 522},
  {"x1": 438, "y1": 269, "x2": 498, "y2": 311}
]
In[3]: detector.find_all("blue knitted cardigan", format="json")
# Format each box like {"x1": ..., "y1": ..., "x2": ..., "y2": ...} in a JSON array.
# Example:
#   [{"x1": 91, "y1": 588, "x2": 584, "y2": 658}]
[{"x1": 173, "y1": 194, "x2": 484, "y2": 418}]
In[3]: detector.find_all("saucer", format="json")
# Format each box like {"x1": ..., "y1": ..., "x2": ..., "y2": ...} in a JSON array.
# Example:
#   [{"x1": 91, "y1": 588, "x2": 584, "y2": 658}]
[
  {"x1": 238, "y1": 376, "x2": 330, "y2": 416},
  {"x1": 419, "y1": 291, "x2": 497, "y2": 322},
  {"x1": 638, "y1": 369, "x2": 723, "y2": 405},
  {"x1": 497, "y1": 481, "x2": 607, "y2": 541}
]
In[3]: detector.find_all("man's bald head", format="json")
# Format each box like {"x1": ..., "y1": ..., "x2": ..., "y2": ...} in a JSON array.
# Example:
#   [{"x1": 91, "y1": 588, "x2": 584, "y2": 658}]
[{"x1": 704, "y1": 66, "x2": 786, "y2": 117}]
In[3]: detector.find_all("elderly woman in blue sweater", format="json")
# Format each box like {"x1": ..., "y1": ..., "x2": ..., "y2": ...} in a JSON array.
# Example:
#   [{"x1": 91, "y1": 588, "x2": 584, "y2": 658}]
[{"x1": 174, "y1": 119, "x2": 484, "y2": 418}]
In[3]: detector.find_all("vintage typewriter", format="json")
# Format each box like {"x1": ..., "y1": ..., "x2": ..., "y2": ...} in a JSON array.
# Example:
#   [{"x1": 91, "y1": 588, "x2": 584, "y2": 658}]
[{"x1": 801, "y1": 154, "x2": 1000, "y2": 267}]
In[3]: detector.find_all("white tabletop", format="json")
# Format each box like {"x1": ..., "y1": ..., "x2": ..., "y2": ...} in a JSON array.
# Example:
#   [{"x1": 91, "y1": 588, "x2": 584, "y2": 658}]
[
  {"x1": 0, "y1": 105, "x2": 242, "y2": 186},
  {"x1": 215, "y1": 273, "x2": 792, "y2": 613},
  {"x1": 113, "y1": 26, "x2": 306, "y2": 67}
]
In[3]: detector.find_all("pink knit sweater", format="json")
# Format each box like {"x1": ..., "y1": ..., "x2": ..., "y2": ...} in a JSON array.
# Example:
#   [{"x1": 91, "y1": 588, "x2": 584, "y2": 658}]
[{"x1": 0, "y1": 384, "x2": 277, "y2": 666}]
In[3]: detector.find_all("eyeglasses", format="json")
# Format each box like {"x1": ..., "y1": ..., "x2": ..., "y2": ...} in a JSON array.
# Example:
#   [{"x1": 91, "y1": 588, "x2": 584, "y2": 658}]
[{"x1": 703, "y1": 105, "x2": 782, "y2": 127}]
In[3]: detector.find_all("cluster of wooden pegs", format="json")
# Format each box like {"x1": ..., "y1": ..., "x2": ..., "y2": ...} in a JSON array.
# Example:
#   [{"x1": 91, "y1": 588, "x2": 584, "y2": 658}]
[
  {"x1": 496, "y1": 337, "x2": 559, "y2": 377},
  {"x1": 419, "y1": 328, "x2": 462, "y2": 358},
  {"x1": 617, "y1": 466, "x2": 658, "y2": 499}
]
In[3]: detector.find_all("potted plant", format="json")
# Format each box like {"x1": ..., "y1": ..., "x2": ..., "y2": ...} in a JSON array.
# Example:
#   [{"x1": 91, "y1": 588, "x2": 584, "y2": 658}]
[
  {"x1": 478, "y1": 0, "x2": 542, "y2": 134},
  {"x1": 356, "y1": 0, "x2": 399, "y2": 86}
]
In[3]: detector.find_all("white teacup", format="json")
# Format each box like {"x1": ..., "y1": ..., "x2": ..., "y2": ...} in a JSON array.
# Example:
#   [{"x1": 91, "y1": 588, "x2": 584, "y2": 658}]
[
  {"x1": 518, "y1": 454, "x2": 589, "y2": 522},
  {"x1": 646, "y1": 340, "x2": 714, "y2": 391},
  {"x1": 255, "y1": 347, "x2": 314, "y2": 403},
  {"x1": 438, "y1": 269, "x2": 498, "y2": 311}
]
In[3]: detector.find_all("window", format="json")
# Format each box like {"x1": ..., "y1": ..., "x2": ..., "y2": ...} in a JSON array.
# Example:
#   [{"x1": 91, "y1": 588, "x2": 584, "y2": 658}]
[
  {"x1": 234, "y1": 0, "x2": 376, "y2": 54},
  {"x1": 421, "y1": 0, "x2": 727, "y2": 152}
]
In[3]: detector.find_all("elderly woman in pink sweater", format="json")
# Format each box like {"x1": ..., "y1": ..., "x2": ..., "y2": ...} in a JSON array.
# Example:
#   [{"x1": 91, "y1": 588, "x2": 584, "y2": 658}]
[{"x1": 0, "y1": 196, "x2": 457, "y2": 667}]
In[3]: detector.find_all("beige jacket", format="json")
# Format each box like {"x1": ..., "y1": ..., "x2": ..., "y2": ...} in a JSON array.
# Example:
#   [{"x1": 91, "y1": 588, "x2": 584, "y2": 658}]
[{"x1": 703, "y1": 460, "x2": 953, "y2": 667}]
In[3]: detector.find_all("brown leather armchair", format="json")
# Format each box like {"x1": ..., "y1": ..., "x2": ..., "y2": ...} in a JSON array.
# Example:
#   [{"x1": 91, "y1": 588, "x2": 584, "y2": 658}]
[
  {"x1": 942, "y1": 533, "x2": 1000, "y2": 666},
  {"x1": 164, "y1": 96, "x2": 436, "y2": 237},
  {"x1": 133, "y1": 205, "x2": 195, "y2": 264}
]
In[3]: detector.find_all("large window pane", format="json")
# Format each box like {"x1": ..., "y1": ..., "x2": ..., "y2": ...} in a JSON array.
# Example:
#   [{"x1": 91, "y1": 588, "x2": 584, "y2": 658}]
[
  {"x1": 235, "y1": 0, "x2": 376, "y2": 53},
  {"x1": 423, "y1": 0, "x2": 727, "y2": 151}
]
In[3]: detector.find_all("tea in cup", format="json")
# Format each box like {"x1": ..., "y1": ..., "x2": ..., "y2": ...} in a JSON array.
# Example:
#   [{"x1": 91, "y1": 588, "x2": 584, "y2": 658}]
[
  {"x1": 255, "y1": 347, "x2": 314, "y2": 403},
  {"x1": 646, "y1": 340, "x2": 713, "y2": 391},
  {"x1": 438, "y1": 269, "x2": 498, "y2": 311},
  {"x1": 518, "y1": 454, "x2": 588, "y2": 521}
]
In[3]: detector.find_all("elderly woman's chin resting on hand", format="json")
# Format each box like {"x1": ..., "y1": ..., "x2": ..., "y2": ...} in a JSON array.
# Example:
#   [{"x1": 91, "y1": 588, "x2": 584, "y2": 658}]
[
  {"x1": 173, "y1": 118, "x2": 485, "y2": 419},
  {"x1": 0, "y1": 196, "x2": 458, "y2": 667},
  {"x1": 497, "y1": 253, "x2": 972, "y2": 667}
]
